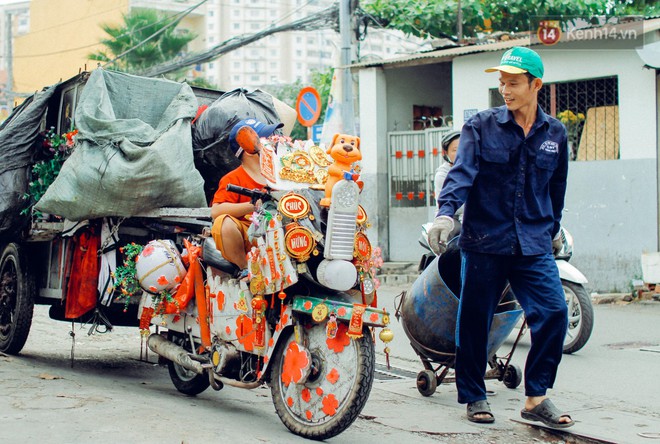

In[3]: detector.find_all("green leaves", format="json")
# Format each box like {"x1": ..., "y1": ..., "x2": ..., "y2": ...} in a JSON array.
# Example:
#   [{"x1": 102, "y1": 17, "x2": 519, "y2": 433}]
[
  {"x1": 362, "y1": 0, "x2": 654, "y2": 39},
  {"x1": 88, "y1": 9, "x2": 197, "y2": 79}
]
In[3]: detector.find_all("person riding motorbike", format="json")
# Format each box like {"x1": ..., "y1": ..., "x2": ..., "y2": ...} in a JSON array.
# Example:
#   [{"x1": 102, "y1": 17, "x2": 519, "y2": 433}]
[
  {"x1": 433, "y1": 130, "x2": 463, "y2": 240},
  {"x1": 210, "y1": 119, "x2": 283, "y2": 277}
]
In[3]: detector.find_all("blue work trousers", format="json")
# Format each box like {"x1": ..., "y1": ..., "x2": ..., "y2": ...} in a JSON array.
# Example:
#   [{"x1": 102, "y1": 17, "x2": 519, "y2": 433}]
[{"x1": 455, "y1": 250, "x2": 568, "y2": 404}]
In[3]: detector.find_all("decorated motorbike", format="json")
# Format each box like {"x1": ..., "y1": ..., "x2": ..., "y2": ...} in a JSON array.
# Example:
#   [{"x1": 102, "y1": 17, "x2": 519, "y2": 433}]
[{"x1": 132, "y1": 180, "x2": 391, "y2": 440}]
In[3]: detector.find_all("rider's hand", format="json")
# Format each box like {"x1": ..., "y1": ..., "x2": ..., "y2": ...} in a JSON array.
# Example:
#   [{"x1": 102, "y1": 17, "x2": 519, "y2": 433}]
[
  {"x1": 552, "y1": 231, "x2": 563, "y2": 255},
  {"x1": 428, "y1": 216, "x2": 454, "y2": 255}
]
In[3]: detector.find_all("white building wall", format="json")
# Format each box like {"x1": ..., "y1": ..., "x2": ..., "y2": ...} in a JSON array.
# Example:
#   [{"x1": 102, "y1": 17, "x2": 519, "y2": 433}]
[{"x1": 453, "y1": 46, "x2": 657, "y2": 159}]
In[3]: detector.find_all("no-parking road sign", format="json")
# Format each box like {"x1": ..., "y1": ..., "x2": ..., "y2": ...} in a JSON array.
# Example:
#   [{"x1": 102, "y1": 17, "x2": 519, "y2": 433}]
[{"x1": 296, "y1": 87, "x2": 322, "y2": 127}]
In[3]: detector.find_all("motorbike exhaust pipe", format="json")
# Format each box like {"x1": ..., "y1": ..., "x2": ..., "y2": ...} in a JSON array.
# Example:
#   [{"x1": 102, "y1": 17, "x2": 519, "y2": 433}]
[
  {"x1": 147, "y1": 334, "x2": 264, "y2": 390},
  {"x1": 147, "y1": 334, "x2": 203, "y2": 375}
]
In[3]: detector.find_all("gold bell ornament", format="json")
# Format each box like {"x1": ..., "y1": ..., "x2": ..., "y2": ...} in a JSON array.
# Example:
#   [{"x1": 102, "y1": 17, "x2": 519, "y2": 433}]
[{"x1": 379, "y1": 325, "x2": 394, "y2": 369}]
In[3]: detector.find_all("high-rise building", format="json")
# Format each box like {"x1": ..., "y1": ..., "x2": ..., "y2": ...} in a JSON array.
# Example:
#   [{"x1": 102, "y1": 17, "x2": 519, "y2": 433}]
[
  {"x1": 0, "y1": 0, "x2": 30, "y2": 119},
  {"x1": 6, "y1": 0, "x2": 424, "y2": 98}
]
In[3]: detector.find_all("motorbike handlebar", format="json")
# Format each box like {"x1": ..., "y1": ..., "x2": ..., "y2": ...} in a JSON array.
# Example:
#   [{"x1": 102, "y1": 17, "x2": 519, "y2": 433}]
[{"x1": 225, "y1": 184, "x2": 273, "y2": 203}]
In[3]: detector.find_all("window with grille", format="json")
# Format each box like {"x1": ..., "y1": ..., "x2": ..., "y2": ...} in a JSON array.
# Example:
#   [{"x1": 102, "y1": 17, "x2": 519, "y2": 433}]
[{"x1": 490, "y1": 76, "x2": 619, "y2": 161}]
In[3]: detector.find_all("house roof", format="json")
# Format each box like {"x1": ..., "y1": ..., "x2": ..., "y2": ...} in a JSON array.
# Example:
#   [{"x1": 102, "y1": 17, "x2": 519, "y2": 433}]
[{"x1": 350, "y1": 17, "x2": 660, "y2": 70}]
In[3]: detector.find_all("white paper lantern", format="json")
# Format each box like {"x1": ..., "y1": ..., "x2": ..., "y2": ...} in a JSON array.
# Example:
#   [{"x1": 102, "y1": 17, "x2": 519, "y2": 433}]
[
  {"x1": 316, "y1": 259, "x2": 357, "y2": 292},
  {"x1": 135, "y1": 240, "x2": 186, "y2": 294}
]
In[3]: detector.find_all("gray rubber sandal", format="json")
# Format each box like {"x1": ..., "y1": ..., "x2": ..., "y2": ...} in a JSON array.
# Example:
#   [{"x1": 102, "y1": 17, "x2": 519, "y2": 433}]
[
  {"x1": 467, "y1": 400, "x2": 495, "y2": 423},
  {"x1": 521, "y1": 399, "x2": 574, "y2": 428}
]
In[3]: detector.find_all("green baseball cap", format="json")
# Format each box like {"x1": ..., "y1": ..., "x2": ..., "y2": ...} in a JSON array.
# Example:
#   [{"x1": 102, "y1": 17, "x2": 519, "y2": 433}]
[{"x1": 485, "y1": 46, "x2": 544, "y2": 79}]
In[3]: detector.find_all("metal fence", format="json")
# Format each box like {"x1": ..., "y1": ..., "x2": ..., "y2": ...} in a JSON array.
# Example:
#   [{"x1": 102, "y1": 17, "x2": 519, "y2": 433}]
[{"x1": 388, "y1": 127, "x2": 451, "y2": 208}]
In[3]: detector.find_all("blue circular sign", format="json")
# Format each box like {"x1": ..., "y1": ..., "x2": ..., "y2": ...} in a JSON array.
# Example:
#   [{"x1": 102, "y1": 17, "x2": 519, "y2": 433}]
[{"x1": 296, "y1": 87, "x2": 321, "y2": 127}]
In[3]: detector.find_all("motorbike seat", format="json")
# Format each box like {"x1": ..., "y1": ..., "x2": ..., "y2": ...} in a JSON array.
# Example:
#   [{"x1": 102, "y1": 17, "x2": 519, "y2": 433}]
[{"x1": 202, "y1": 237, "x2": 240, "y2": 276}]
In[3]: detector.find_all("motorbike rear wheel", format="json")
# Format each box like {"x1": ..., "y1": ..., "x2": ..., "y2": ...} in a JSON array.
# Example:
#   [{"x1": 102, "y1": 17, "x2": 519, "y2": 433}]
[
  {"x1": 166, "y1": 331, "x2": 210, "y2": 396},
  {"x1": 0, "y1": 243, "x2": 35, "y2": 355},
  {"x1": 562, "y1": 280, "x2": 594, "y2": 354},
  {"x1": 270, "y1": 323, "x2": 375, "y2": 440}
]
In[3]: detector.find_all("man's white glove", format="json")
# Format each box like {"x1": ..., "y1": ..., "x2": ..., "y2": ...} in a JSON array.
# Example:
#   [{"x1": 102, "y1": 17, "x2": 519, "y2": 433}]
[
  {"x1": 552, "y1": 231, "x2": 564, "y2": 255},
  {"x1": 428, "y1": 216, "x2": 455, "y2": 255}
]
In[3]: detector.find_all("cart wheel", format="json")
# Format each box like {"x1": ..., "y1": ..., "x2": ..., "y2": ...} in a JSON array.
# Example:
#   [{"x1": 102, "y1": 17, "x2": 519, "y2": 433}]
[
  {"x1": 166, "y1": 331, "x2": 210, "y2": 396},
  {"x1": 416, "y1": 369, "x2": 437, "y2": 397},
  {"x1": 502, "y1": 364, "x2": 522, "y2": 389},
  {"x1": 0, "y1": 243, "x2": 35, "y2": 355}
]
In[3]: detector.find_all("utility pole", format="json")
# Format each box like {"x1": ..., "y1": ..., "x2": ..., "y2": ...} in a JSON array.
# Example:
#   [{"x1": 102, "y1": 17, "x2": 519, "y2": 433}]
[
  {"x1": 339, "y1": 0, "x2": 356, "y2": 134},
  {"x1": 3, "y1": 11, "x2": 13, "y2": 108},
  {"x1": 457, "y1": 0, "x2": 463, "y2": 42}
]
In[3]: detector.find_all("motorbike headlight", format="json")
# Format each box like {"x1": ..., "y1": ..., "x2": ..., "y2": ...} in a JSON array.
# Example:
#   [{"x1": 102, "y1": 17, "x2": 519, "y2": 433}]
[
  {"x1": 557, "y1": 227, "x2": 574, "y2": 258},
  {"x1": 316, "y1": 259, "x2": 358, "y2": 291}
]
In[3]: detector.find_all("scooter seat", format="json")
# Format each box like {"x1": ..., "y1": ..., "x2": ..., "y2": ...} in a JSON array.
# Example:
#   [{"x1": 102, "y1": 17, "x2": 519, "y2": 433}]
[{"x1": 202, "y1": 237, "x2": 239, "y2": 276}]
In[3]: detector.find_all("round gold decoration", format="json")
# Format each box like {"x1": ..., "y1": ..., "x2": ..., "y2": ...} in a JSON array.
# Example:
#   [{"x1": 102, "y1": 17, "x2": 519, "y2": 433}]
[
  {"x1": 354, "y1": 232, "x2": 372, "y2": 260},
  {"x1": 278, "y1": 193, "x2": 310, "y2": 220},
  {"x1": 309, "y1": 145, "x2": 332, "y2": 167},
  {"x1": 379, "y1": 327, "x2": 394, "y2": 343},
  {"x1": 314, "y1": 168, "x2": 328, "y2": 184},
  {"x1": 311, "y1": 303, "x2": 329, "y2": 322},
  {"x1": 292, "y1": 151, "x2": 313, "y2": 168},
  {"x1": 284, "y1": 225, "x2": 316, "y2": 261},
  {"x1": 356, "y1": 205, "x2": 368, "y2": 225}
]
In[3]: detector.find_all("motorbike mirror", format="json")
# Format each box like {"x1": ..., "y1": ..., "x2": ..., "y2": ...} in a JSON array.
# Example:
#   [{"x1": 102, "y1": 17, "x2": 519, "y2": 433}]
[{"x1": 235, "y1": 125, "x2": 262, "y2": 155}]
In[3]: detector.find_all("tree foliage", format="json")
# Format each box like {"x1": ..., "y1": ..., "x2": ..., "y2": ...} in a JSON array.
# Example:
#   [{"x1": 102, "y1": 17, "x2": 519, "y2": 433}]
[
  {"x1": 362, "y1": 0, "x2": 659, "y2": 39},
  {"x1": 88, "y1": 9, "x2": 197, "y2": 78}
]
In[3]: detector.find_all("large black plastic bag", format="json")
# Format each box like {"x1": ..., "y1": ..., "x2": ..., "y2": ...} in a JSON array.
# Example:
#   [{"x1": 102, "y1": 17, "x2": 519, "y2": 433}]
[
  {"x1": 191, "y1": 88, "x2": 281, "y2": 203},
  {"x1": 0, "y1": 85, "x2": 58, "y2": 240},
  {"x1": 35, "y1": 69, "x2": 206, "y2": 220}
]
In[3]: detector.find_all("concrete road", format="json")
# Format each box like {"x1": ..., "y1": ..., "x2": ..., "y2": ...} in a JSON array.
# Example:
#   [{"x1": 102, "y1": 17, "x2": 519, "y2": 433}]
[{"x1": 1, "y1": 284, "x2": 658, "y2": 443}]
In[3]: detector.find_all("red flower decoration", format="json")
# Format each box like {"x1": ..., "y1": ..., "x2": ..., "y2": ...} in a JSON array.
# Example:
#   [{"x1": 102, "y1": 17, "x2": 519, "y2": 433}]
[
  {"x1": 287, "y1": 397, "x2": 294, "y2": 407},
  {"x1": 281, "y1": 342, "x2": 311, "y2": 387},
  {"x1": 217, "y1": 291, "x2": 225, "y2": 311},
  {"x1": 369, "y1": 312, "x2": 380, "y2": 323},
  {"x1": 174, "y1": 275, "x2": 182, "y2": 283},
  {"x1": 157, "y1": 275, "x2": 169, "y2": 286},
  {"x1": 322, "y1": 394, "x2": 339, "y2": 416},
  {"x1": 148, "y1": 286, "x2": 158, "y2": 293},
  {"x1": 268, "y1": 337, "x2": 274, "y2": 348},
  {"x1": 337, "y1": 307, "x2": 347, "y2": 317},
  {"x1": 305, "y1": 410, "x2": 313, "y2": 420},
  {"x1": 304, "y1": 300, "x2": 313, "y2": 310},
  {"x1": 316, "y1": 387, "x2": 324, "y2": 396},
  {"x1": 235, "y1": 315, "x2": 256, "y2": 352},
  {"x1": 225, "y1": 325, "x2": 231, "y2": 335},
  {"x1": 280, "y1": 312, "x2": 289, "y2": 327},
  {"x1": 142, "y1": 245, "x2": 155, "y2": 257},
  {"x1": 326, "y1": 323, "x2": 350, "y2": 353},
  {"x1": 301, "y1": 388, "x2": 312, "y2": 403},
  {"x1": 326, "y1": 368, "x2": 340, "y2": 384}
]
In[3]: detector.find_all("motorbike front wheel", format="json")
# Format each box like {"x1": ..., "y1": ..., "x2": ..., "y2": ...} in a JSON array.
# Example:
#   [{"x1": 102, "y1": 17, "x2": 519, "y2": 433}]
[
  {"x1": 270, "y1": 322, "x2": 375, "y2": 440},
  {"x1": 562, "y1": 280, "x2": 594, "y2": 354}
]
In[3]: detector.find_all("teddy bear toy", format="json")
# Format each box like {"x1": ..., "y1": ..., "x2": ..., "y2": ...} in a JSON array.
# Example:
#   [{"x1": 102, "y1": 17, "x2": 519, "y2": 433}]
[{"x1": 320, "y1": 133, "x2": 363, "y2": 207}]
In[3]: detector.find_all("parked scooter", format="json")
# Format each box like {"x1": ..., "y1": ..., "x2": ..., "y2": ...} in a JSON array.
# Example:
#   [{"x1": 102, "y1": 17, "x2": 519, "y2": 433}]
[
  {"x1": 139, "y1": 184, "x2": 390, "y2": 440},
  {"x1": 417, "y1": 224, "x2": 593, "y2": 354}
]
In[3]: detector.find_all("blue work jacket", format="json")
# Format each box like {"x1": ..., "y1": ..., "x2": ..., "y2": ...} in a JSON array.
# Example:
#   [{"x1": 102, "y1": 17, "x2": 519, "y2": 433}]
[{"x1": 437, "y1": 105, "x2": 568, "y2": 256}]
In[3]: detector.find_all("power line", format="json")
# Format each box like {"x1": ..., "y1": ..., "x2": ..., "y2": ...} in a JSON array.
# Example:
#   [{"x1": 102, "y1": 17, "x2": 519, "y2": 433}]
[{"x1": 138, "y1": 3, "x2": 340, "y2": 78}]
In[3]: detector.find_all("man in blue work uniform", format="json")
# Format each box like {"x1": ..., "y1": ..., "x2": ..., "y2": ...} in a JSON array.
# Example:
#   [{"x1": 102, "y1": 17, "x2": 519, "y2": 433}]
[{"x1": 428, "y1": 47, "x2": 574, "y2": 428}]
